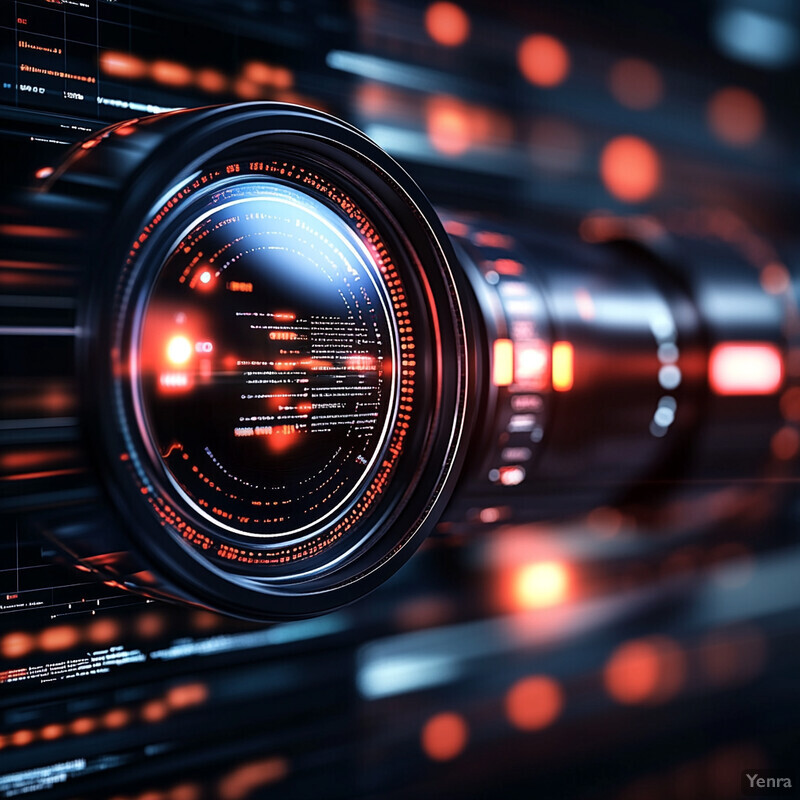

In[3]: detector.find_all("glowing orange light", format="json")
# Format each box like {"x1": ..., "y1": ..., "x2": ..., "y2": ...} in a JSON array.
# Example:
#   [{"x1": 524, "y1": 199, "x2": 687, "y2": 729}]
[
  {"x1": 141, "y1": 700, "x2": 169, "y2": 723},
  {"x1": 190, "y1": 268, "x2": 216, "y2": 291},
  {"x1": 600, "y1": 135, "x2": 661, "y2": 203},
  {"x1": 709, "y1": 343, "x2": 783, "y2": 396},
  {"x1": 708, "y1": 87, "x2": 765, "y2": 147},
  {"x1": 196, "y1": 68, "x2": 227, "y2": 93},
  {"x1": 608, "y1": 58, "x2": 664, "y2": 110},
  {"x1": 424, "y1": 2, "x2": 470, "y2": 47},
  {"x1": 87, "y1": 617, "x2": 120, "y2": 645},
  {"x1": 271, "y1": 67, "x2": 293, "y2": 90},
  {"x1": 420, "y1": 712, "x2": 468, "y2": 761},
  {"x1": 426, "y1": 95, "x2": 472, "y2": 157},
  {"x1": 552, "y1": 341, "x2": 574, "y2": 391},
  {"x1": 167, "y1": 336, "x2": 193, "y2": 366},
  {"x1": 71, "y1": 717, "x2": 96, "y2": 735},
  {"x1": 219, "y1": 757, "x2": 289, "y2": 800},
  {"x1": 100, "y1": 51, "x2": 147, "y2": 79},
  {"x1": 1, "y1": 631, "x2": 35, "y2": 659},
  {"x1": 505, "y1": 676, "x2": 564, "y2": 731},
  {"x1": 274, "y1": 312, "x2": 296, "y2": 322},
  {"x1": 244, "y1": 62, "x2": 275, "y2": 84},
  {"x1": 11, "y1": 729, "x2": 34, "y2": 747},
  {"x1": 517, "y1": 34, "x2": 570, "y2": 88},
  {"x1": 151, "y1": 60, "x2": 193, "y2": 87},
  {"x1": 171, "y1": 784, "x2": 202, "y2": 800},
  {"x1": 166, "y1": 682, "x2": 209, "y2": 710},
  {"x1": 234, "y1": 77, "x2": 262, "y2": 100},
  {"x1": 604, "y1": 636, "x2": 686, "y2": 705},
  {"x1": 493, "y1": 258, "x2": 523, "y2": 276},
  {"x1": 103, "y1": 708, "x2": 131, "y2": 729},
  {"x1": 493, "y1": 339, "x2": 514, "y2": 386},
  {"x1": 40, "y1": 724, "x2": 64, "y2": 741},
  {"x1": 35, "y1": 166, "x2": 53, "y2": 180},
  {"x1": 39, "y1": 625, "x2": 79, "y2": 652},
  {"x1": 512, "y1": 560, "x2": 569, "y2": 609}
]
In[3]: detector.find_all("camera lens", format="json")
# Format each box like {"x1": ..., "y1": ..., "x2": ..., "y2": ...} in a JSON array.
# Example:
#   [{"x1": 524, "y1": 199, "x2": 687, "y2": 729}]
[{"x1": 1, "y1": 104, "x2": 471, "y2": 618}]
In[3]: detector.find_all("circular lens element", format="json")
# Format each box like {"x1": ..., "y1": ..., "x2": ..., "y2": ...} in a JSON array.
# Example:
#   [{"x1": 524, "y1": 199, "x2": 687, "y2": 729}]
[{"x1": 137, "y1": 181, "x2": 400, "y2": 543}]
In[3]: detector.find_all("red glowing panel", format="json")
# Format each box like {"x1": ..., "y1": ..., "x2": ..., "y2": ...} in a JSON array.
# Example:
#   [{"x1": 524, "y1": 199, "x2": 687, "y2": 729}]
[
  {"x1": 492, "y1": 339, "x2": 514, "y2": 386},
  {"x1": 709, "y1": 343, "x2": 783, "y2": 396},
  {"x1": 552, "y1": 341, "x2": 574, "y2": 391}
]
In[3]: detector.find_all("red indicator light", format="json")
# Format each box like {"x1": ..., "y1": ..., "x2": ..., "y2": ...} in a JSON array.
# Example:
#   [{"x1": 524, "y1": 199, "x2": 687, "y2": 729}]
[
  {"x1": 512, "y1": 561, "x2": 569, "y2": 609},
  {"x1": 190, "y1": 269, "x2": 215, "y2": 291},
  {"x1": 552, "y1": 341, "x2": 574, "y2": 392},
  {"x1": 493, "y1": 339, "x2": 514, "y2": 386},
  {"x1": 515, "y1": 340, "x2": 549, "y2": 388},
  {"x1": 709, "y1": 343, "x2": 783, "y2": 396},
  {"x1": 166, "y1": 335, "x2": 192, "y2": 365}
]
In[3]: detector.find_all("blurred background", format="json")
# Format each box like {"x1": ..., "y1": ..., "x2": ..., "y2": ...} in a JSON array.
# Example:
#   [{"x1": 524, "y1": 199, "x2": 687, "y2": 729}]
[{"x1": 1, "y1": 1, "x2": 800, "y2": 798}]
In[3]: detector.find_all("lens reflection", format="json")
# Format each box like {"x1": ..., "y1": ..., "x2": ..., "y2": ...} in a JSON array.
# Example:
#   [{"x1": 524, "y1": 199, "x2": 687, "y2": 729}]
[{"x1": 137, "y1": 182, "x2": 399, "y2": 541}]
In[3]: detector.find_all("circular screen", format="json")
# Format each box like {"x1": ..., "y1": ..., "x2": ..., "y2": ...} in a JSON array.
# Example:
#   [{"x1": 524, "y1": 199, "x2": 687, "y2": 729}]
[{"x1": 136, "y1": 180, "x2": 401, "y2": 542}]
